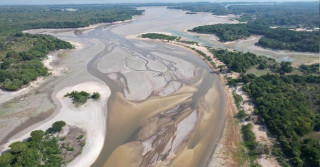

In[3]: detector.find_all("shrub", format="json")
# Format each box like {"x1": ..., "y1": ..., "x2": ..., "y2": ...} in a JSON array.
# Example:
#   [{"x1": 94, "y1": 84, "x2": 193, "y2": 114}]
[
  {"x1": 91, "y1": 92, "x2": 100, "y2": 100},
  {"x1": 64, "y1": 91, "x2": 90, "y2": 105},
  {"x1": 52, "y1": 121, "x2": 66, "y2": 132}
]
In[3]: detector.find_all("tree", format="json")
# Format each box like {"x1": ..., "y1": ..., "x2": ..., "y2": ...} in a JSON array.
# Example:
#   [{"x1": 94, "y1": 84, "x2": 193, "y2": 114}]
[
  {"x1": 9, "y1": 142, "x2": 27, "y2": 153},
  {"x1": 30, "y1": 130, "x2": 45, "y2": 141},
  {"x1": 51, "y1": 121, "x2": 66, "y2": 132},
  {"x1": 0, "y1": 153, "x2": 13, "y2": 167},
  {"x1": 280, "y1": 61, "x2": 293, "y2": 74}
]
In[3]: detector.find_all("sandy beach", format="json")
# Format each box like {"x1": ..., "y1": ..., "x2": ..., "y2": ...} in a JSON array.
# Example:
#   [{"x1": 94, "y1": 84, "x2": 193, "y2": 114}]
[{"x1": 1, "y1": 81, "x2": 110, "y2": 167}]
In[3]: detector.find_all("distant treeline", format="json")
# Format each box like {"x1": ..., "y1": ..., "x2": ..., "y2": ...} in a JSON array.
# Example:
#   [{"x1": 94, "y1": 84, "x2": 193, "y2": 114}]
[
  {"x1": 171, "y1": 2, "x2": 319, "y2": 52},
  {"x1": 192, "y1": 23, "x2": 319, "y2": 52},
  {"x1": 0, "y1": 5, "x2": 143, "y2": 36},
  {"x1": 169, "y1": 2, "x2": 319, "y2": 28}
]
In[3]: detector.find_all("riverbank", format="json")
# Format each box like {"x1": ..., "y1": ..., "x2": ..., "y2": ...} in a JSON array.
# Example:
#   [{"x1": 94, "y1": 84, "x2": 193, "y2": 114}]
[
  {"x1": 132, "y1": 32, "x2": 283, "y2": 166},
  {"x1": 0, "y1": 48, "x2": 69, "y2": 105},
  {"x1": 1, "y1": 81, "x2": 111, "y2": 167},
  {"x1": 129, "y1": 33, "x2": 241, "y2": 166}
]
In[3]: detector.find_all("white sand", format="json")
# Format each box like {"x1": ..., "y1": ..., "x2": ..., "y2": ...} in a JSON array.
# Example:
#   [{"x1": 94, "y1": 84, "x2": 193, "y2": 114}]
[
  {"x1": 1, "y1": 81, "x2": 111, "y2": 167},
  {"x1": 68, "y1": 41, "x2": 84, "y2": 50}
]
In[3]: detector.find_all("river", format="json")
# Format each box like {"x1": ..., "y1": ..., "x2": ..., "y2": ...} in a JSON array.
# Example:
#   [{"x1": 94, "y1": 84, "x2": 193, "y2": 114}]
[{"x1": 1, "y1": 6, "x2": 316, "y2": 167}]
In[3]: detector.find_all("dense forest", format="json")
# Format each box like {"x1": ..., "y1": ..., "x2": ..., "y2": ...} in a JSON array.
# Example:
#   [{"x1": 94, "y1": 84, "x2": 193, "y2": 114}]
[
  {"x1": 0, "y1": 5, "x2": 143, "y2": 37},
  {"x1": 0, "y1": 33, "x2": 73, "y2": 91},
  {"x1": 0, "y1": 5, "x2": 143, "y2": 91},
  {"x1": 237, "y1": 74, "x2": 320, "y2": 167},
  {"x1": 169, "y1": 2, "x2": 319, "y2": 28},
  {"x1": 209, "y1": 49, "x2": 296, "y2": 75},
  {"x1": 191, "y1": 23, "x2": 319, "y2": 52},
  {"x1": 214, "y1": 48, "x2": 320, "y2": 166},
  {"x1": 210, "y1": 49, "x2": 267, "y2": 73},
  {"x1": 172, "y1": 2, "x2": 319, "y2": 52},
  {"x1": 299, "y1": 63, "x2": 320, "y2": 74},
  {"x1": 0, "y1": 121, "x2": 85, "y2": 167}
]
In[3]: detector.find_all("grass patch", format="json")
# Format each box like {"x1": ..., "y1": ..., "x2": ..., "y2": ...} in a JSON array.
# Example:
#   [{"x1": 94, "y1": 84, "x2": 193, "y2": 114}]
[
  {"x1": 232, "y1": 91, "x2": 243, "y2": 109},
  {"x1": 235, "y1": 143, "x2": 248, "y2": 166},
  {"x1": 241, "y1": 123, "x2": 260, "y2": 162}
]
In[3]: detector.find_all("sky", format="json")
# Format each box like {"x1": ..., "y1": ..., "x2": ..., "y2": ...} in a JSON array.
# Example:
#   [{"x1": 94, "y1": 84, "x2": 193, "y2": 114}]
[{"x1": 0, "y1": 0, "x2": 316, "y2": 5}]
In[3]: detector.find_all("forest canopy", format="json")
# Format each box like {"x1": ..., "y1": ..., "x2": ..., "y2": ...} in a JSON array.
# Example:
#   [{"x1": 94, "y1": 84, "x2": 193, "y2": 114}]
[
  {"x1": 236, "y1": 74, "x2": 320, "y2": 167},
  {"x1": 169, "y1": 2, "x2": 319, "y2": 28},
  {"x1": 0, "y1": 33, "x2": 73, "y2": 91},
  {"x1": 173, "y1": 2, "x2": 319, "y2": 52},
  {"x1": 191, "y1": 23, "x2": 319, "y2": 52},
  {"x1": 0, "y1": 5, "x2": 144, "y2": 37}
]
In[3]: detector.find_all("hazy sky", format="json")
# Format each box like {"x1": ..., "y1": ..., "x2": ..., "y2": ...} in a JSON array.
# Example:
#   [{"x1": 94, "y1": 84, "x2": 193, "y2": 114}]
[{"x1": 0, "y1": 0, "x2": 316, "y2": 5}]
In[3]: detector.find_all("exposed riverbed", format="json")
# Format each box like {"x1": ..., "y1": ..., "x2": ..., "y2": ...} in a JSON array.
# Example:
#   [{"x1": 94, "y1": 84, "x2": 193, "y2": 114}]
[{"x1": 0, "y1": 6, "x2": 316, "y2": 167}]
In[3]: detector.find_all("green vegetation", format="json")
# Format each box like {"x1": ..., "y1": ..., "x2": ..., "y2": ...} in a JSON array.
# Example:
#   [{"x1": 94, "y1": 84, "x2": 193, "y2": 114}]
[
  {"x1": 236, "y1": 110, "x2": 247, "y2": 120},
  {"x1": 0, "y1": 5, "x2": 143, "y2": 37},
  {"x1": 279, "y1": 61, "x2": 293, "y2": 74},
  {"x1": 236, "y1": 74, "x2": 320, "y2": 167},
  {"x1": 65, "y1": 91, "x2": 101, "y2": 105},
  {"x1": 0, "y1": 121, "x2": 72, "y2": 167},
  {"x1": 168, "y1": 2, "x2": 229, "y2": 15},
  {"x1": 141, "y1": 33, "x2": 177, "y2": 41},
  {"x1": 91, "y1": 92, "x2": 101, "y2": 100},
  {"x1": 65, "y1": 91, "x2": 90, "y2": 105},
  {"x1": 169, "y1": 2, "x2": 319, "y2": 28},
  {"x1": 211, "y1": 49, "x2": 275, "y2": 73},
  {"x1": 226, "y1": 2, "x2": 319, "y2": 28},
  {"x1": 218, "y1": 47, "x2": 319, "y2": 166},
  {"x1": 192, "y1": 24, "x2": 319, "y2": 52},
  {"x1": 189, "y1": 47, "x2": 216, "y2": 68},
  {"x1": 52, "y1": 120, "x2": 66, "y2": 132},
  {"x1": 175, "y1": 2, "x2": 319, "y2": 52},
  {"x1": 186, "y1": 12, "x2": 197, "y2": 14},
  {"x1": 241, "y1": 123, "x2": 259, "y2": 161},
  {"x1": 211, "y1": 49, "x2": 296, "y2": 75},
  {"x1": 176, "y1": 39, "x2": 198, "y2": 45},
  {"x1": 141, "y1": 33, "x2": 199, "y2": 45},
  {"x1": 192, "y1": 24, "x2": 250, "y2": 42},
  {"x1": 232, "y1": 90, "x2": 243, "y2": 109},
  {"x1": 0, "y1": 33, "x2": 72, "y2": 91},
  {"x1": 299, "y1": 63, "x2": 319, "y2": 74}
]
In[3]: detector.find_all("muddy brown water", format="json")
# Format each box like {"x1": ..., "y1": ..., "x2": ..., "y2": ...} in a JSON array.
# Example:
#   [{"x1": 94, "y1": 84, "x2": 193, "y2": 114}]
[
  {"x1": 1, "y1": 6, "x2": 231, "y2": 167},
  {"x1": 1, "y1": 6, "x2": 316, "y2": 166},
  {"x1": 82, "y1": 17, "x2": 226, "y2": 167}
]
